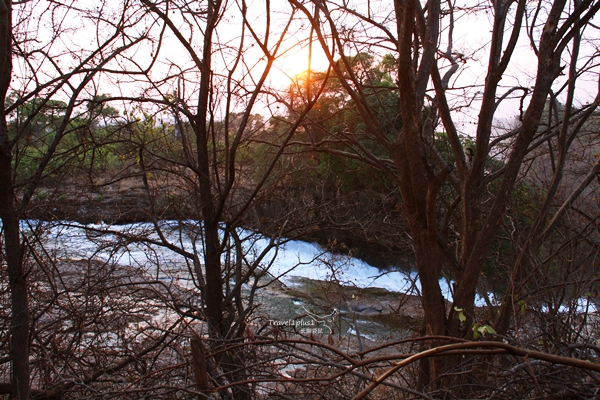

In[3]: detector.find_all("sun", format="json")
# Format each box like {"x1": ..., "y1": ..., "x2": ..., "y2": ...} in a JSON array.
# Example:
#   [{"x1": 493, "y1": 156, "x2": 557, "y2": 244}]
[{"x1": 270, "y1": 45, "x2": 331, "y2": 89}]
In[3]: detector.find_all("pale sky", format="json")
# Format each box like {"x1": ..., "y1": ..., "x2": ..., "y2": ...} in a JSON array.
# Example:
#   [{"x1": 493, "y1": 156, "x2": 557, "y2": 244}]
[{"x1": 12, "y1": 0, "x2": 600, "y2": 137}]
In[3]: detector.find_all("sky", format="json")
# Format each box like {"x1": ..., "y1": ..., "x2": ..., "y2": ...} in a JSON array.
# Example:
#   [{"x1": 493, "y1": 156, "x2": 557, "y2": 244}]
[{"x1": 11, "y1": 0, "x2": 600, "y2": 136}]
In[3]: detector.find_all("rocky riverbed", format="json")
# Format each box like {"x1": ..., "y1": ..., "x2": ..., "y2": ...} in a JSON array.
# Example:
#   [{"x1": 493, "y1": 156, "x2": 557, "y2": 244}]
[{"x1": 253, "y1": 276, "x2": 423, "y2": 343}]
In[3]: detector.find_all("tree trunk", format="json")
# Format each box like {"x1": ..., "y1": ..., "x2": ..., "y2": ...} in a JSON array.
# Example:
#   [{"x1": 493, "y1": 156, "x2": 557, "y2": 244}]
[
  {"x1": 0, "y1": 164, "x2": 29, "y2": 400},
  {"x1": 195, "y1": 0, "x2": 225, "y2": 338},
  {"x1": 1, "y1": 2, "x2": 31, "y2": 398}
]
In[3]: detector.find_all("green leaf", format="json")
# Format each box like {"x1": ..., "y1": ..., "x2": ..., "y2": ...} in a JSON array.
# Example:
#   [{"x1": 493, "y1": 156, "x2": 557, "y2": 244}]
[
  {"x1": 472, "y1": 323, "x2": 480, "y2": 339},
  {"x1": 473, "y1": 324, "x2": 496, "y2": 338},
  {"x1": 519, "y1": 300, "x2": 527, "y2": 314},
  {"x1": 454, "y1": 307, "x2": 466, "y2": 322},
  {"x1": 484, "y1": 325, "x2": 496, "y2": 335}
]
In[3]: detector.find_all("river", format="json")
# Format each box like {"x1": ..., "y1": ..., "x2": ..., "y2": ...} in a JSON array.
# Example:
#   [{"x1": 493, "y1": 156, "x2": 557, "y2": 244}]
[{"x1": 19, "y1": 219, "x2": 493, "y2": 305}]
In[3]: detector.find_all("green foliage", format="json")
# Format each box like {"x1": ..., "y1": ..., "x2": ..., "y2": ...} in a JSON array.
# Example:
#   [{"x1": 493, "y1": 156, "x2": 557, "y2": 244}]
[
  {"x1": 7, "y1": 93, "x2": 132, "y2": 184},
  {"x1": 289, "y1": 54, "x2": 401, "y2": 195},
  {"x1": 87, "y1": 94, "x2": 120, "y2": 120},
  {"x1": 455, "y1": 307, "x2": 497, "y2": 339},
  {"x1": 8, "y1": 97, "x2": 67, "y2": 182}
]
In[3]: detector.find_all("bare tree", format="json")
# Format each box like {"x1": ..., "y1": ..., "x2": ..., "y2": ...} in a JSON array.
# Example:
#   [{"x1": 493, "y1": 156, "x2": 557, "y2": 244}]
[
  {"x1": 3, "y1": 0, "x2": 324, "y2": 396},
  {"x1": 0, "y1": 0, "x2": 161, "y2": 396},
  {"x1": 71, "y1": 1, "x2": 329, "y2": 397},
  {"x1": 287, "y1": 0, "x2": 600, "y2": 386}
]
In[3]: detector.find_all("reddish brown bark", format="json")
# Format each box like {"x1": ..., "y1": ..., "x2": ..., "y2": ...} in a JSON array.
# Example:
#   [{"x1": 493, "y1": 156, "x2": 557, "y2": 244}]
[{"x1": 0, "y1": 1, "x2": 31, "y2": 398}]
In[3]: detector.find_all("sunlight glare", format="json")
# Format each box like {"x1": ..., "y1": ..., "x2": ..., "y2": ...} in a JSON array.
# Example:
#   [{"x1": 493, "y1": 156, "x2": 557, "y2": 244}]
[{"x1": 271, "y1": 45, "x2": 330, "y2": 89}]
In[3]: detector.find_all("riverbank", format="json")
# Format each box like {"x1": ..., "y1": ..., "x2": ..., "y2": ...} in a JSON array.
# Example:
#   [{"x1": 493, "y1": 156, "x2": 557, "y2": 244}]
[{"x1": 26, "y1": 176, "x2": 411, "y2": 269}]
